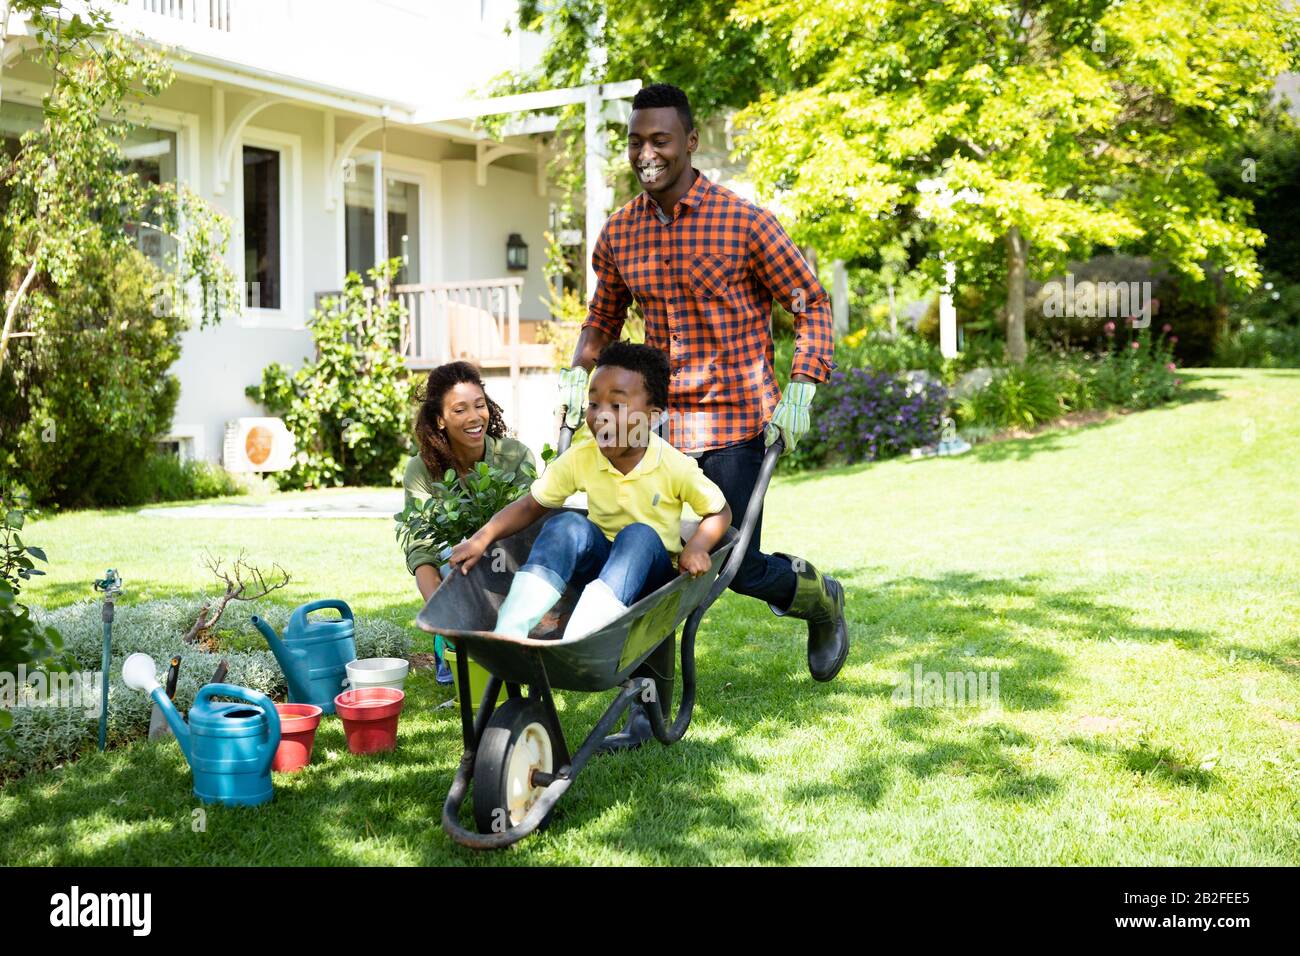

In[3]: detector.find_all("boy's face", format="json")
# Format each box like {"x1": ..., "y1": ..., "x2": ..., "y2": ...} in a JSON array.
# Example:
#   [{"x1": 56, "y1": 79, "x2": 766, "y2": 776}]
[{"x1": 586, "y1": 365, "x2": 659, "y2": 458}]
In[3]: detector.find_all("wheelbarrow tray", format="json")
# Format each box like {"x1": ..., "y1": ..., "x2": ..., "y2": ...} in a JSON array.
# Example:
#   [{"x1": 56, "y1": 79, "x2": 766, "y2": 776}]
[{"x1": 416, "y1": 507, "x2": 738, "y2": 691}]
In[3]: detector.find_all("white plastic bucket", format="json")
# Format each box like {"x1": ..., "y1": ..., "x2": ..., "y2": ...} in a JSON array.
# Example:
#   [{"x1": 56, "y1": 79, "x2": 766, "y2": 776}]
[{"x1": 343, "y1": 657, "x2": 410, "y2": 692}]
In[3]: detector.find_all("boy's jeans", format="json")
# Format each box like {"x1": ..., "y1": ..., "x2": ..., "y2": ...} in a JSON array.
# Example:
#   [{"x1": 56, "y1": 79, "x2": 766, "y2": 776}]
[{"x1": 521, "y1": 512, "x2": 677, "y2": 605}]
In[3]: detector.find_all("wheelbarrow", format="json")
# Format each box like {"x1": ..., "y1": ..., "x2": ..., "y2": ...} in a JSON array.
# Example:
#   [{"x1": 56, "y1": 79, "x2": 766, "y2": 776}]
[{"x1": 417, "y1": 424, "x2": 783, "y2": 849}]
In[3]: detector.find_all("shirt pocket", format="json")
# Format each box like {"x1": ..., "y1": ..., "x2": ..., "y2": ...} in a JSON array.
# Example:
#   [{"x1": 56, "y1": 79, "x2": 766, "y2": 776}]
[{"x1": 687, "y1": 253, "x2": 742, "y2": 299}]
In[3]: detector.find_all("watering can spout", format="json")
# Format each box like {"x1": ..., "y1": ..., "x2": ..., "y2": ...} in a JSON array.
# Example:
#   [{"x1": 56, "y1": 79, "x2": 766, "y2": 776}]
[
  {"x1": 252, "y1": 615, "x2": 301, "y2": 678},
  {"x1": 123, "y1": 653, "x2": 193, "y2": 760},
  {"x1": 150, "y1": 687, "x2": 192, "y2": 759}
]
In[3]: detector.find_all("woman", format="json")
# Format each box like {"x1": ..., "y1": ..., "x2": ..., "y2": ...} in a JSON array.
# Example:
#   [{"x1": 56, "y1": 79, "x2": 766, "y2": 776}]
[{"x1": 403, "y1": 362, "x2": 537, "y2": 681}]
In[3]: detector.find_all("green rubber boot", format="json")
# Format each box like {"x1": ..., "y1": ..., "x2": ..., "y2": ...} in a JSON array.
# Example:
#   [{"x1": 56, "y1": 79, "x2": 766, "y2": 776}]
[
  {"x1": 493, "y1": 570, "x2": 563, "y2": 640},
  {"x1": 768, "y1": 553, "x2": 849, "y2": 682}
]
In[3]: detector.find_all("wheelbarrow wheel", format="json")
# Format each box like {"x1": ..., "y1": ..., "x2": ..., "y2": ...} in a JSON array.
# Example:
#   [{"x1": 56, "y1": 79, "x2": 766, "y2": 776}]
[{"x1": 473, "y1": 697, "x2": 556, "y2": 835}]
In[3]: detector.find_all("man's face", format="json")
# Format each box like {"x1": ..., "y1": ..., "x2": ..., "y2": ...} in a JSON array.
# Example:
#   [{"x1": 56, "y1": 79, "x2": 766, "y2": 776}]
[{"x1": 627, "y1": 106, "x2": 698, "y2": 197}]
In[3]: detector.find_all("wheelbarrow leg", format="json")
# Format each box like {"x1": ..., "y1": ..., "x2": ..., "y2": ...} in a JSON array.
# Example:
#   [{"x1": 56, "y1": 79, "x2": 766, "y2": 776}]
[{"x1": 597, "y1": 631, "x2": 675, "y2": 753}]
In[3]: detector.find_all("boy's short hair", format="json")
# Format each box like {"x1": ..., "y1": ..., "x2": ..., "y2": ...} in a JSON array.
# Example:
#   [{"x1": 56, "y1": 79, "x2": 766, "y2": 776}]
[
  {"x1": 631, "y1": 83, "x2": 695, "y2": 134},
  {"x1": 595, "y1": 341, "x2": 670, "y2": 409}
]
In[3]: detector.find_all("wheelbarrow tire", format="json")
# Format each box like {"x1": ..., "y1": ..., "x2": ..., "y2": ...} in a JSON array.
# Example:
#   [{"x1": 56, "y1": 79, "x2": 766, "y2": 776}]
[{"x1": 472, "y1": 697, "x2": 557, "y2": 835}]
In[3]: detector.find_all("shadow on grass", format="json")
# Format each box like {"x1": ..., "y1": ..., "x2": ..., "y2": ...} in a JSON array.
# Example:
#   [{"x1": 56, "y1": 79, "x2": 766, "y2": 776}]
[
  {"x1": 0, "y1": 570, "x2": 1217, "y2": 865},
  {"x1": 1063, "y1": 735, "x2": 1217, "y2": 790}
]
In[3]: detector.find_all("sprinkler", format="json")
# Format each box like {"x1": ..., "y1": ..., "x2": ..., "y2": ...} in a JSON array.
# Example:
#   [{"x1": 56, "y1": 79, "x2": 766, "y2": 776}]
[{"x1": 92, "y1": 569, "x2": 123, "y2": 752}]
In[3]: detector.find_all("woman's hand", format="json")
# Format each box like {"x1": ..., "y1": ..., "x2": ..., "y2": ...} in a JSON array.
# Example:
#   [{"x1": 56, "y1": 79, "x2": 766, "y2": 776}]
[
  {"x1": 448, "y1": 532, "x2": 490, "y2": 575},
  {"x1": 677, "y1": 543, "x2": 711, "y2": 578}
]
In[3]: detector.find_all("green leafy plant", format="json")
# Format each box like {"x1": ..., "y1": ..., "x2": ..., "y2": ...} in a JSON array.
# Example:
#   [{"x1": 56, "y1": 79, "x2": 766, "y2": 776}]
[
  {"x1": 394, "y1": 459, "x2": 537, "y2": 558},
  {"x1": 0, "y1": 483, "x2": 63, "y2": 741},
  {"x1": 0, "y1": 4, "x2": 236, "y2": 506},
  {"x1": 248, "y1": 260, "x2": 414, "y2": 489},
  {"x1": 956, "y1": 363, "x2": 1066, "y2": 430},
  {"x1": 1, "y1": 487, "x2": 46, "y2": 597}
]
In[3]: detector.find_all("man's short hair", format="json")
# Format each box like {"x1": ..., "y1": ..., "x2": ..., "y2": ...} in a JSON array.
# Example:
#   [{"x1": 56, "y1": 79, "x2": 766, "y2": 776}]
[{"x1": 630, "y1": 83, "x2": 695, "y2": 134}]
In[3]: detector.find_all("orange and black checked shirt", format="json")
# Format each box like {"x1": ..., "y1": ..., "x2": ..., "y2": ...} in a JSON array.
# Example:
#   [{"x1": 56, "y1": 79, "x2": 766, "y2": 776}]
[{"x1": 583, "y1": 170, "x2": 836, "y2": 454}]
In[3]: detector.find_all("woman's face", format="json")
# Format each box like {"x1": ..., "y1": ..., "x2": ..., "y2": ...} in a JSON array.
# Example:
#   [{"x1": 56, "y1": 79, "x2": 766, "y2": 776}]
[{"x1": 437, "y1": 381, "x2": 489, "y2": 460}]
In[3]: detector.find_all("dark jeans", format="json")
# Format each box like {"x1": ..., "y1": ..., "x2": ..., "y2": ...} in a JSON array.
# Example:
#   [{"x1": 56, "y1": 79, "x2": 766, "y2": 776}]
[
  {"x1": 521, "y1": 512, "x2": 678, "y2": 605},
  {"x1": 696, "y1": 430, "x2": 797, "y2": 610}
]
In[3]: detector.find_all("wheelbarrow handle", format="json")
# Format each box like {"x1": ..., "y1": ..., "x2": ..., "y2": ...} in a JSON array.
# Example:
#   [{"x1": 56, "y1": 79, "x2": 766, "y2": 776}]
[{"x1": 557, "y1": 421, "x2": 575, "y2": 455}]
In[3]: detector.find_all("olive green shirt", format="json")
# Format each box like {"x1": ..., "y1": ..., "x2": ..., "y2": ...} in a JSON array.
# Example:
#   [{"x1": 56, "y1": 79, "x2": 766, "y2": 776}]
[{"x1": 400, "y1": 434, "x2": 537, "y2": 575}]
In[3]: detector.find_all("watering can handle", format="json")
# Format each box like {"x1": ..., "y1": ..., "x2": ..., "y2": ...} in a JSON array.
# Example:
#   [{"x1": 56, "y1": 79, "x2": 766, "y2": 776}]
[
  {"x1": 289, "y1": 599, "x2": 354, "y2": 629},
  {"x1": 195, "y1": 683, "x2": 282, "y2": 776}
]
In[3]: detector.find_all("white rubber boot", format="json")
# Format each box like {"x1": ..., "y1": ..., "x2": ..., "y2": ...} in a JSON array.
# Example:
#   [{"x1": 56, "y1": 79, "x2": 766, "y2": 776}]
[
  {"x1": 563, "y1": 578, "x2": 628, "y2": 639},
  {"x1": 493, "y1": 570, "x2": 563, "y2": 639}
]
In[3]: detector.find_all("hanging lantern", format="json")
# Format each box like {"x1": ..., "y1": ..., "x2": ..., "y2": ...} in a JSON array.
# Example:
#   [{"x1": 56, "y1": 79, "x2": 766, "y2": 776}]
[{"x1": 506, "y1": 233, "x2": 529, "y2": 271}]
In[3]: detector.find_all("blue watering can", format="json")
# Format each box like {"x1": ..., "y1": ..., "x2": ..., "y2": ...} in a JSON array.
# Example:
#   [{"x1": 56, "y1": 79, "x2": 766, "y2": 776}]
[
  {"x1": 252, "y1": 599, "x2": 356, "y2": 716},
  {"x1": 122, "y1": 653, "x2": 281, "y2": 807}
]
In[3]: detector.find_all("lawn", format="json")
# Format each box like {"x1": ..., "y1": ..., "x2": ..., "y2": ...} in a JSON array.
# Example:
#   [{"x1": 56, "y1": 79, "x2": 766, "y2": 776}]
[{"x1": 2, "y1": 368, "x2": 1298, "y2": 865}]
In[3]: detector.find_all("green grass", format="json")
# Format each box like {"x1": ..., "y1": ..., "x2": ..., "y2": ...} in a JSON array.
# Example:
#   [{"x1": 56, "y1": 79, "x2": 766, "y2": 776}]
[{"x1": 3, "y1": 368, "x2": 1298, "y2": 865}]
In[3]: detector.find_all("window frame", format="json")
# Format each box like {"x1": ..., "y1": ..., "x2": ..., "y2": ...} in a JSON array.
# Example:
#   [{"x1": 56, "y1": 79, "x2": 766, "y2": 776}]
[
  {"x1": 236, "y1": 125, "x2": 303, "y2": 330},
  {"x1": 335, "y1": 148, "x2": 440, "y2": 288}
]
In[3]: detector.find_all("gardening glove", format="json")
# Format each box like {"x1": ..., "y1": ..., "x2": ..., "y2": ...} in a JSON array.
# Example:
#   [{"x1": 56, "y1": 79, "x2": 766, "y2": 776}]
[
  {"x1": 764, "y1": 381, "x2": 816, "y2": 455},
  {"x1": 557, "y1": 366, "x2": 589, "y2": 430}
]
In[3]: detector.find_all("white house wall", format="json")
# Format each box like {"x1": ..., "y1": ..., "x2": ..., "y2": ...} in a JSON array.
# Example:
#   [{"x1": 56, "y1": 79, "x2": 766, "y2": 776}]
[{"x1": 135, "y1": 83, "x2": 552, "y2": 467}]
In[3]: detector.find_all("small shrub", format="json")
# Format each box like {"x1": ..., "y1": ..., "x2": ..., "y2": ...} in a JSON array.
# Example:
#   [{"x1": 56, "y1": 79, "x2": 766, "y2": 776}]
[
  {"x1": 789, "y1": 367, "x2": 947, "y2": 469},
  {"x1": 248, "y1": 260, "x2": 415, "y2": 490},
  {"x1": 117, "y1": 454, "x2": 245, "y2": 506},
  {"x1": 1090, "y1": 324, "x2": 1181, "y2": 409},
  {"x1": 955, "y1": 362, "x2": 1065, "y2": 429},
  {"x1": 1213, "y1": 275, "x2": 1300, "y2": 367}
]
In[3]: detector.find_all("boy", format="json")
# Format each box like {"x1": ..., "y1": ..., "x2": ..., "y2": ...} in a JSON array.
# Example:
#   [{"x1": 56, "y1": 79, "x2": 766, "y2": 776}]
[{"x1": 448, "y1": 342, "x2": 732, "y2": 644}]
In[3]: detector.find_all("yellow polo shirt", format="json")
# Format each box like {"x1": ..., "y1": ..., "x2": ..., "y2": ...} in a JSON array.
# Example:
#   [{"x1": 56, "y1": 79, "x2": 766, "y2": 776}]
[{"x1": 530, "y1": 430, "x2": 728, "y2": 555}]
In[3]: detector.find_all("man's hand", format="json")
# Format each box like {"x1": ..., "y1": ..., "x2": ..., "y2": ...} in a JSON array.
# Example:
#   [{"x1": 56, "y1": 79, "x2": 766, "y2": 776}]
[
  {"x1": 764, "y1": 380, "x2": 817, "y2": 454},
  {"x1": 557, "y1": 366, "x2": 590, "y2": 430},
  {"x1": 448, "y1": 532, "x2": 490, "y2": 576},
  {"x1": 677, "y1": 543, "x2": 712, "y2": 578}
]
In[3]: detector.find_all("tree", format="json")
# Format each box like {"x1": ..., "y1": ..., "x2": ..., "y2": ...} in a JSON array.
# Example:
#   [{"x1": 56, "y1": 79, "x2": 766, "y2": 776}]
[
  {"x1": 730, "y1": 0, "x2": 1299, "y2": 362},
  {"x1": 0, "y1": 2, "x2": 236, "y2": 502},
  {"x1": 512, "y1": 0, "x2": 1299, "y2": 363}
]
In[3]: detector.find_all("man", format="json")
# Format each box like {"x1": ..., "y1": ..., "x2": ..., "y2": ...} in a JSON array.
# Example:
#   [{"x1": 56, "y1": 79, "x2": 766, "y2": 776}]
[{"x1": 558, "y1": 83, "x2": 849, "y2": 739}]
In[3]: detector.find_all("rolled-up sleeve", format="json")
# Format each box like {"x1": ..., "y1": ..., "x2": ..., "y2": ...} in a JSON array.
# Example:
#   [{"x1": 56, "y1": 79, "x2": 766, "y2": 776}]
[
  {"x1": 401, "y1": 457, "x2": 446, "y2": 575},
  {"x1": 582, "y1": 222, "x2": 631, "y2": 340},
  {"x1": 749, "y1": 208, "x2": 835, "y2": 383}
]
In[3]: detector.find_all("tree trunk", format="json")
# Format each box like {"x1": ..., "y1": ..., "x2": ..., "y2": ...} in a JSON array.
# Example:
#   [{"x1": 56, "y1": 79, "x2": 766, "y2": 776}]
[
  {"x1": 0, "y1": 259, "x2": 38, "y2": 376},
  {"x1": 1004, "y1": 226, "x2": 1028, "y2": 365}
]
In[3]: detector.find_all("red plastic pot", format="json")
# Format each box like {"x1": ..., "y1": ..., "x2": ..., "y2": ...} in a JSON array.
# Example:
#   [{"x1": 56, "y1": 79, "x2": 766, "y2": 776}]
[
  {"x1": 334, "y1": 687, "x2": 405, "y2": 755},
  {"x1": 273, "y1": 703, "x2": 323, "y2": 772}
]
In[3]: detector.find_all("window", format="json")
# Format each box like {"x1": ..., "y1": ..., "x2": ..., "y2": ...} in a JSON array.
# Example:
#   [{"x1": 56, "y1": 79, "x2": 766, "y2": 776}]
[
  {"x1": 345, "y1": 160, "x2": 421, "y2": 285},
  {"x1": 243, "y1": 144, "x2": 281, "y2": 309},
  {"x1": 123, "y1": 127, "x2": 178, "y2": 269}
]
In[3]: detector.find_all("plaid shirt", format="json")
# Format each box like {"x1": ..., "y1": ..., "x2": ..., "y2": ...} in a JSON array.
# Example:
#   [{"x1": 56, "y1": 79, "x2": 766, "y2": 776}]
[{"x1": 583, "y1": 171, "x2": 835, "y2": 454}]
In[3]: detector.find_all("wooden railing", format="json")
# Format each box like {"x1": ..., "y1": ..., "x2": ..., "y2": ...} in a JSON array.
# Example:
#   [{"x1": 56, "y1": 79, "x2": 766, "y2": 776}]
[{"x1": 128, "y1": 0, "x2": 234, "y2": 31}]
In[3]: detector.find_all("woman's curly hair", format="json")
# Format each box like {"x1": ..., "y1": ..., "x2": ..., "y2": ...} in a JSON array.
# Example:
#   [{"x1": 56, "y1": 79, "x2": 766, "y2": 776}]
[{"x1": 414, "y1": 361, "x2": 507, "y2": 479}]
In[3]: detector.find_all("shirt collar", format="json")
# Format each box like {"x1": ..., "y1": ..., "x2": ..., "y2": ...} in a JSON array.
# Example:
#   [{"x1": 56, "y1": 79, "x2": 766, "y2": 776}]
[
  {"x1": 641, "y1": 168, "x2": 710, "y2": 222},
  {"x1": 593, "y1": 430, "x2": 666, "y2": 478}
]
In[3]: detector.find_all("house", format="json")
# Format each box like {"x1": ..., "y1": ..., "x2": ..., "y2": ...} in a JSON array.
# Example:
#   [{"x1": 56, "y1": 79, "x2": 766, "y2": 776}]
[{"x1": 1, "y1": 0, "x2": 621, "y2": 466}]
